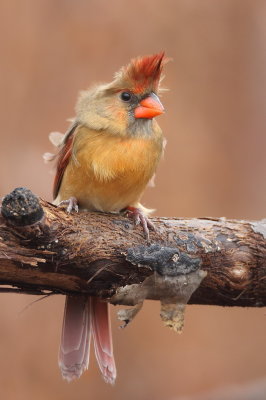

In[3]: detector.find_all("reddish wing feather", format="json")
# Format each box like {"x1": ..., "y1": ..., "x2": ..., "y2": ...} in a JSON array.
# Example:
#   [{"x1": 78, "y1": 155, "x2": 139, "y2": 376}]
[{"x1": 53, "y1": 124, "x2": 78, "y2": 199}]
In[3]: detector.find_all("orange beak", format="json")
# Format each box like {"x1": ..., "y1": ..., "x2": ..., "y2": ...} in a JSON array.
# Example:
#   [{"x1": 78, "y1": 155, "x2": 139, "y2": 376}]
[{"x1": 134, "y1": 93, "x2": 164, "y2": 119}]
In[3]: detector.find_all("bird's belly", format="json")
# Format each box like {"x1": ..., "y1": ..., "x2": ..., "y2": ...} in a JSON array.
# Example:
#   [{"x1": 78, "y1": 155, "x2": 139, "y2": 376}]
[
  {"x1": 56, "y1": 165, "x2": 150, "y2": 212},
  {"x1": 83, "y1": 172, "x2": 150, "y2": 212},
  {"x1": 55, "y1": 133, "x2": 162, "y2": 212}
]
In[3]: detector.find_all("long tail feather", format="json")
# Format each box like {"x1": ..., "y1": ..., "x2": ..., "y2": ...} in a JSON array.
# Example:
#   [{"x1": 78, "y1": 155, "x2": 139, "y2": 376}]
[
  {"x1": 91, "y1": 298, "x2": 117, "y2": 384},
  {"x1": 59, "y1": 295, "x2": 91, "y2": 382}
]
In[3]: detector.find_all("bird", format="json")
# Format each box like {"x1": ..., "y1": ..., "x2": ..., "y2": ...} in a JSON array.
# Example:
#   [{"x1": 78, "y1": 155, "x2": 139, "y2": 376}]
[{"x1": 48, "y1": 52, "x2": 167, "y2": 384}]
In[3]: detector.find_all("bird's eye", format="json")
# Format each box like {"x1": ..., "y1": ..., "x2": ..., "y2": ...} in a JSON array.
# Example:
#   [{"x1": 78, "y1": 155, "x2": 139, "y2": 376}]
[{"x1": 120, "y1": 91, "x2": 132, "y2": 102}]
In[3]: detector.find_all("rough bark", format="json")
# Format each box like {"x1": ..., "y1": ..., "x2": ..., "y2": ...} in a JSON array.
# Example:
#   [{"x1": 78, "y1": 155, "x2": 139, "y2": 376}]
[{"x1": 0, "y1": 187, "x2": 265, "y2": 308}]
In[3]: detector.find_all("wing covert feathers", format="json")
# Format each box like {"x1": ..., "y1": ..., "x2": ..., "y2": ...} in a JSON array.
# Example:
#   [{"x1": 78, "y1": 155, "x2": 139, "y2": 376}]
[{"x1": 53, "y1": 123, "x2": 79, "y2": 199}]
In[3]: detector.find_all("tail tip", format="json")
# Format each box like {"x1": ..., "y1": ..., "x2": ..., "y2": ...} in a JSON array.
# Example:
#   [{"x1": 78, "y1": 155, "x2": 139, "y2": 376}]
[
  {"x1": 102, "y1": 366, "x2": 117, "y2": 385},
  {"x1": 59, "y1": 362, "x2": 87, "y2": 382}
]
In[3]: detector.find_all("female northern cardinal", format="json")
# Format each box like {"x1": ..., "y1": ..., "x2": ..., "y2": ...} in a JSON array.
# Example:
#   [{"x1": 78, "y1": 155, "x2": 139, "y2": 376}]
[{"x1": 49, "y1": 52, "x2": 166, "y2": 383}]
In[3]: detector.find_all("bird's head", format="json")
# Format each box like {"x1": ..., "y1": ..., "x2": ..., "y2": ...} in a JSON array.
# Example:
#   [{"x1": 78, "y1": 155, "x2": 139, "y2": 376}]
[{"x1": 76, "y1": 52, "x2": 167, "y2": 137}]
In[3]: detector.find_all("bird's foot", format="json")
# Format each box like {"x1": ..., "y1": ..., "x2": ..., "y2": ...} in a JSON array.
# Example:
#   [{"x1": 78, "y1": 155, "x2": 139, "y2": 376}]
[
  {"x1": 58, "y1": 197, "x2": 79, "y2": 213},
  {"x1": 125, "y1": 206, "x2": 155, "y2": 240}
]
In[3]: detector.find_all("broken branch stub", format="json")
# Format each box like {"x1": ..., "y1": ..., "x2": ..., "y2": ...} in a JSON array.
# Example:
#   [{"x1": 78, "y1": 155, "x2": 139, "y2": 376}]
[{"x1": 1, "y1": 187, "x2": 44, "y2": 226}]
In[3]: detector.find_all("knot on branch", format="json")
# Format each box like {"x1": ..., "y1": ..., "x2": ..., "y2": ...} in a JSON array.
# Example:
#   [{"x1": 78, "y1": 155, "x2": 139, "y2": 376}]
[{"x1": 1, "y1": 187, "x2": 44, "y2": 226}]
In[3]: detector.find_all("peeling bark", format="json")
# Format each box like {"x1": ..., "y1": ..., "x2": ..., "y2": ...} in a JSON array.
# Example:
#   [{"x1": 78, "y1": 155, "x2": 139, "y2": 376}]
[{"x1": 0, "y1": 187, "x2": 265, "y2": 308}]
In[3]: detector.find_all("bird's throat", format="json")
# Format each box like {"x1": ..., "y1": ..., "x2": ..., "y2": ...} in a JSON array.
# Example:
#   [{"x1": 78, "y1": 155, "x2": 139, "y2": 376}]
[{"x1": 128, "y1": 118, "x2": 154, "y2": 137}]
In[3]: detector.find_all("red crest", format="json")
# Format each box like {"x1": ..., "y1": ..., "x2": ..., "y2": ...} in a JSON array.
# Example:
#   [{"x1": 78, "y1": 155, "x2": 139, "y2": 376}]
[{"x1": 123, "y1": 52, "x2": 166, "y2": 93}]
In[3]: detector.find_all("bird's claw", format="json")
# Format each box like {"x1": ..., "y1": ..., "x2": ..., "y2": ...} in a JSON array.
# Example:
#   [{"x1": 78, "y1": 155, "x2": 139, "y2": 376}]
[
  {"x1": 58, "y1": 197, "x2": 79, "y2": 213},
  {"x1": 125, "y1": 206, "x2": 155, "y2": 240}
]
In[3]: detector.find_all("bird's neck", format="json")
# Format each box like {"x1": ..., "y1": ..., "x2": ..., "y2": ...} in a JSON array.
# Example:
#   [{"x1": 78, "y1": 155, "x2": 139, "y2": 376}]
[{"x1": 78, "y1": 113, "x2": 160, "y2": 139}]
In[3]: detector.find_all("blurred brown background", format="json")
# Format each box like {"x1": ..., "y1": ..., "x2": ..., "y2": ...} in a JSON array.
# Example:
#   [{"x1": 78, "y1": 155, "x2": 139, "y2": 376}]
[{"x1": 1, "y1": 0, "x2": 266, "y2": 399}]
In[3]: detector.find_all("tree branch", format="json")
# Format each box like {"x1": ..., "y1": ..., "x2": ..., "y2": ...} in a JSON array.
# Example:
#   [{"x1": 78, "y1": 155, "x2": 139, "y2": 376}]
[{"x1": 0, "y1": 187, "x2": 265, "y2": 309}]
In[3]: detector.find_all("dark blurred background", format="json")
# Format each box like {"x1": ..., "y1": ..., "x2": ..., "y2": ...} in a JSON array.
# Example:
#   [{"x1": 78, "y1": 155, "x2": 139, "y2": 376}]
[{"x1": 1, "y1": 1, "x2": 266, "y2": 399}]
